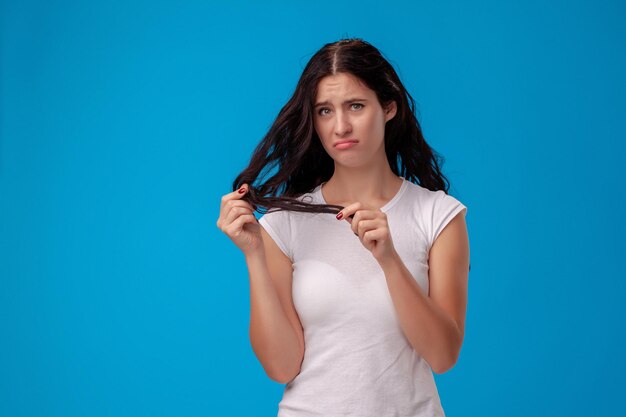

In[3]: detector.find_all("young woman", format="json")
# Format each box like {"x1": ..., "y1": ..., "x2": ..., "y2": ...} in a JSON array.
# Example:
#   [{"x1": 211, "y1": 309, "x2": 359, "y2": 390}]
[{"x1": 216, "y1": 38, "x2": 470, "y2": 417}]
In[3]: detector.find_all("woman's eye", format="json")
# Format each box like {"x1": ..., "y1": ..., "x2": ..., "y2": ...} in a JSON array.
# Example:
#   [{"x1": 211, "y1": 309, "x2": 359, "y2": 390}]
[{"x1": 317, "y1": 104, "x2": 363, "y2": 116}]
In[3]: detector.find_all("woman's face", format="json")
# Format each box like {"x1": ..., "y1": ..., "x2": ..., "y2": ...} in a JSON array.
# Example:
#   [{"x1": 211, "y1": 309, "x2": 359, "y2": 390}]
[{"x1": 313, "y1": 72, "x2": 396, "y2": 168}]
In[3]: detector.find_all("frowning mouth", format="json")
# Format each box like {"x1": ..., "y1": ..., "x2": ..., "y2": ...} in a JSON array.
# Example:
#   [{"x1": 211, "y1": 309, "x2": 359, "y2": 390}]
[{"x1": 333, "y1": 139, "x2": 359, "y2": 148}]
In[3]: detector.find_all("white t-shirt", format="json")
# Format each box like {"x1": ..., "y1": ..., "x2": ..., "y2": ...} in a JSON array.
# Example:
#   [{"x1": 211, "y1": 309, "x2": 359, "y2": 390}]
[{"x1": 258, "y1": 176, "x2": 467, "y2": 417}]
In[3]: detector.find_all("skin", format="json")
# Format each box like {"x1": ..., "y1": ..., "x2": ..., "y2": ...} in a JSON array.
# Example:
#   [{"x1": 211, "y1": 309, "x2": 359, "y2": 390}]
[
  {"x1": 313, "y1": 72, "x2": 402, "y2": 210},
  {"x1": 314, "y1": 72, "x2": 470, "y2": 373}
]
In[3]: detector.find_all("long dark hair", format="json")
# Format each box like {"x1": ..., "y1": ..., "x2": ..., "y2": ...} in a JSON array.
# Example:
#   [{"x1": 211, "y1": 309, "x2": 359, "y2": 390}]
[{"x1": 233, "y1": 38, "x2": 451, "y2": 215}]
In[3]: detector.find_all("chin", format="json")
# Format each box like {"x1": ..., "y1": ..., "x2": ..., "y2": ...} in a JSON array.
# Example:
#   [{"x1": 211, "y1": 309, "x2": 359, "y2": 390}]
[{"x1": 332, "y1": 156, "x2": 371, "y2": 169}]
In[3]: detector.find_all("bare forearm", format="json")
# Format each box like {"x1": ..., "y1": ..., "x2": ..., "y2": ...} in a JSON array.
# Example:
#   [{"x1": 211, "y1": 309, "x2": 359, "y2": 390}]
[
  {"x1": 245, "y1": 250, "x2": 302, "y2": 382},
  {"x1": 379, "y1": 252, "x2": 461, "y2": 374}
]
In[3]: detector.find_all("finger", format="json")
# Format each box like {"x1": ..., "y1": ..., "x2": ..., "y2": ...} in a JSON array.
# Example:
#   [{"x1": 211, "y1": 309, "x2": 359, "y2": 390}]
[
  {"x1": 226, "y1": 199, "x2": 255, "y2": 212},
  {"x1": 345, "y1": 209, "x2": 379, "y2": 235},
  {"x1": 338, "y1": 202, "x2": 380, "y2": 223},
  {"x1": 336, "y1": 202, "x2": 362, "y2": 223},
  {"x1": 354, "y1": 219, "x2": 379, "y2": 237},
  {"x1": 221, "y1": 183, "x2": 249, "y2": 207},
  {"x1": 218, "y1": 197, "x2": 254, "y2": 228},
  {"x1": 226, "y1": 213, "x2": 257, "y2": 237},
  {"x1": 362, "y1": 228, "x2": 387, "y2": 245},
  {"x1": 223, "y1": 205, "x2": 254, "y2": 229}
]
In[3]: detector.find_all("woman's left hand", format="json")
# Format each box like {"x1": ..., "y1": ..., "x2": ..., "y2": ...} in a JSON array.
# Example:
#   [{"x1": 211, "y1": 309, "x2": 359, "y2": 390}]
[{"x1": 338, "y1": 202, "x2": 397, "y2": 264}]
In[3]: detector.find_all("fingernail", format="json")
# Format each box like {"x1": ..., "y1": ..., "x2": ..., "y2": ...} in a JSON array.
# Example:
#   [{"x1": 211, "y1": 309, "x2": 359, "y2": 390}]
[
  {"x1": 336, "y1": 212, "x2": 343, "y2": 220},
  {"x1": 238, "y1": 187, "x2": 245, "y2": 194}
]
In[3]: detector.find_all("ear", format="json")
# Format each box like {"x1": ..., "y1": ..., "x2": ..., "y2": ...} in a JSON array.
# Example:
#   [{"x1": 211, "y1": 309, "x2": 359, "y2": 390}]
[{"x1": 384, "y1": 100, "x2": 397, "y2": 123}]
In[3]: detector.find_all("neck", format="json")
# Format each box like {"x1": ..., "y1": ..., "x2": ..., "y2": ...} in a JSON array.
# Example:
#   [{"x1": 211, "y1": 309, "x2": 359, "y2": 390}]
[{"x1": 322, "y1": 163, "x2": 402, "y2": 208}]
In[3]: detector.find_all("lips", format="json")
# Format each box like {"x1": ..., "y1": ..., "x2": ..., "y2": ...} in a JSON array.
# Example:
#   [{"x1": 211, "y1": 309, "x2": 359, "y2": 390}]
[{"x1": 333, "y1": 139, "x2": 359, "y2": 147}]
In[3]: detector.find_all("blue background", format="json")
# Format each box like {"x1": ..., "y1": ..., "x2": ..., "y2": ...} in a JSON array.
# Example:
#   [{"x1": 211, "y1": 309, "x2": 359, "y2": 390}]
[{"x1": 1, "y1": 0, "x2": 625, "y2": 416}]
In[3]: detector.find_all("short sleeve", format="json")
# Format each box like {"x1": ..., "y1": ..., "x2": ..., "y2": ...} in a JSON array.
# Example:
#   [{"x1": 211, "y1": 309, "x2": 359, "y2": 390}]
[
  {"x1": 429, "y1": 191, "x2": 467, "y2": 249},
  {"x1": 258, "y1": 209, "x2": 293, "y2": 261}
]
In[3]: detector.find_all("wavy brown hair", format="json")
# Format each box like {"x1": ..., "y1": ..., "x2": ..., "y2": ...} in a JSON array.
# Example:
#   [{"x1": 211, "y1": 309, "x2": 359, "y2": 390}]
[{"x1": 233, "y1": 38, "x2": 451, "y2": 216}]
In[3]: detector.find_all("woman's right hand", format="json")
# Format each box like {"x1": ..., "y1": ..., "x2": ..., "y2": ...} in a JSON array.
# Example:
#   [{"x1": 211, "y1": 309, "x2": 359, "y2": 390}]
[{"x1": 216, "y1": 183, "x2": 263, "y2": 256}]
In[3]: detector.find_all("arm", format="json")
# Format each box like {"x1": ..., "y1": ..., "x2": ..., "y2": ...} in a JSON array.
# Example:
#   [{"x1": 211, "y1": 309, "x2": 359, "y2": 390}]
[
  {"x1": 246, "y1": 229, "x2": 305, "y2": 383},
  {"x1": 378, "y1": 211, "x2": 469, "y2": 374}
]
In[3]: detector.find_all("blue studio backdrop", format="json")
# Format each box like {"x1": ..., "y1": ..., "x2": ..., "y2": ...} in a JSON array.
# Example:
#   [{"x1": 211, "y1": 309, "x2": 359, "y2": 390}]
[{"x1": 1, "y1": 0, "x2": 625, "y2": 416}]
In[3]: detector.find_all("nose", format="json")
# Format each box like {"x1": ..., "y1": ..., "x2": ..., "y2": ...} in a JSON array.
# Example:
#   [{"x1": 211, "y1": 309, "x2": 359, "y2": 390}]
[{"x1": 334, "y1": 111, "x2": 352, "y2": 136}]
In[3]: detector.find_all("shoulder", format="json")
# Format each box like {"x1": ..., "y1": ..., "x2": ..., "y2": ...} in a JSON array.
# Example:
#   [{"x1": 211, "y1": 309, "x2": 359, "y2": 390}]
[
  {"x1": 401, "y1": 180, "x2": 442, "y2": 208},
  {"x1": 399, "y1": 181, "x2": 467, "y2": 247},
  {"x1": 404, "y1": 181, "x2": 465, "y2": 209}
]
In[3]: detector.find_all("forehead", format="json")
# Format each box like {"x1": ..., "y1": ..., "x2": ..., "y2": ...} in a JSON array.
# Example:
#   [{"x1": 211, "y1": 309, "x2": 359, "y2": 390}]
[{"x1": 315, "y1": 72, "x2": 374, "y2": 100}]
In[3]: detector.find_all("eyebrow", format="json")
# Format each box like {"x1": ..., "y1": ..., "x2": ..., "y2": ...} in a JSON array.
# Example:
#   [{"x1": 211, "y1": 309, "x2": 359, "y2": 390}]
[{"x1": 314, "y1": 98, "x2": 368, "y2": 108}]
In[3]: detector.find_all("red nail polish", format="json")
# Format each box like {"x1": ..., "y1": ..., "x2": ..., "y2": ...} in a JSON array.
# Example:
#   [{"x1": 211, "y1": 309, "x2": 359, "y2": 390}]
[
  {"x1": 238, "y1": 187, "x2": 245, "y2": 194},
  {"x1": 336, "y1": 212, "x2": 343, "y2": 220}
]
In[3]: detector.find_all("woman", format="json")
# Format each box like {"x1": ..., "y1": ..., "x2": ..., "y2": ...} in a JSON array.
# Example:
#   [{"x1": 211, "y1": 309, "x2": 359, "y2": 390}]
[{"x1": 216, "y1": 38, "x2": 470, "y2": 417}]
